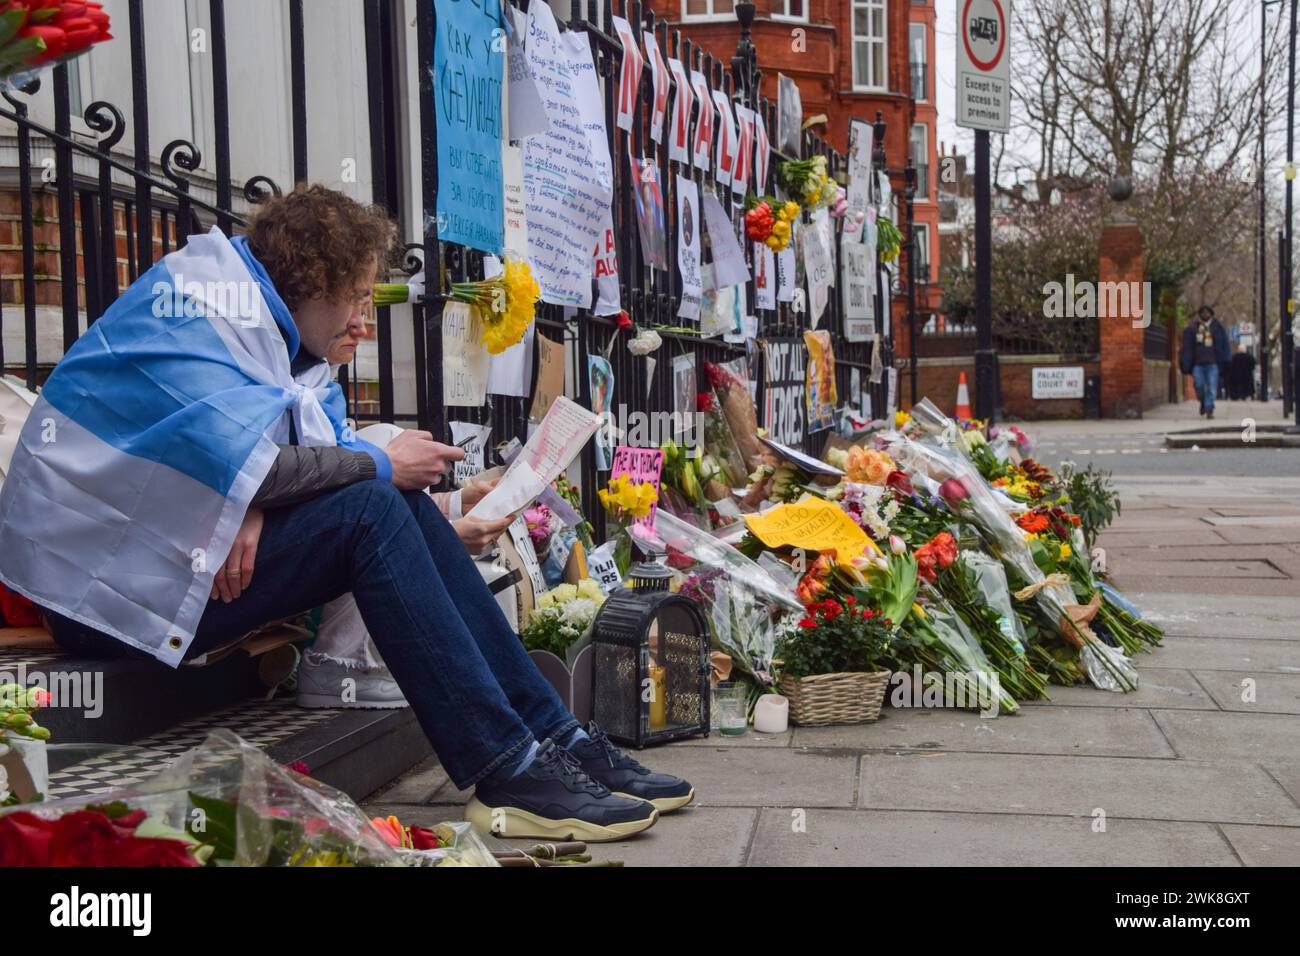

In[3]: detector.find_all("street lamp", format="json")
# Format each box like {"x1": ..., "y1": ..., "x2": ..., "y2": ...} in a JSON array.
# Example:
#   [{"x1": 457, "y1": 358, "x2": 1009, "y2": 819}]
[{"x1": 1261, "y1": 0, "x2": 1283, "y2": 402}]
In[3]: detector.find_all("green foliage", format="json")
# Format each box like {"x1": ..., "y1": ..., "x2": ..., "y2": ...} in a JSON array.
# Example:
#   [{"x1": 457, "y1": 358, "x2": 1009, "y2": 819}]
[{"x1": 1055, "y1": 462, "x2": 1121, "y2": 549}]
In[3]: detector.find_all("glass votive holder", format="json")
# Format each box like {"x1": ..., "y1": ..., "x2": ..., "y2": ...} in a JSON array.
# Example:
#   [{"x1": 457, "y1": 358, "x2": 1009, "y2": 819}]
[{"x1": 714, "y1": 681, "x2": 748, "y2": 737}]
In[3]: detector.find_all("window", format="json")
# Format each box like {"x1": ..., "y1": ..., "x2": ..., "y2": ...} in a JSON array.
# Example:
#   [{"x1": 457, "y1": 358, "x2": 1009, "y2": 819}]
[
  {"x1": 909, "y1": 22, "x2": 927, "y2": 101},
  {"x1": 683, "y1": 0, "x2": 735, "y2": 18},
  {"x1": 852, "y1": 0, "x2": 888, "y2": 91},
  {"x1": 910, "y1": 123, "x2": 929, "y2": 200},
  {"x1": 770, "y1": 0, "x2": 807, "y2": 20},
  {"x1": 913, "y1": 224, "x2": 931, "y2": 277}
]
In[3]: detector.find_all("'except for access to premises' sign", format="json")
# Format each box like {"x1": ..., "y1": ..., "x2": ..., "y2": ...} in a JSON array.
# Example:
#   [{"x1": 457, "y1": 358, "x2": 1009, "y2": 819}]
[{"x1": 956, "y1": 0, "x2": 1011, "y2": 133}]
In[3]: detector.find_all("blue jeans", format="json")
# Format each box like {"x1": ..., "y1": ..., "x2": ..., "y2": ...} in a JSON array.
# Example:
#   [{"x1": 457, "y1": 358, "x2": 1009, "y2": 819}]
[
  {"x1": 1192, "y1": 363, "x2": 1219, "y2": 414},
  {"x1": 47, "y1": 481, "x2": 578, "y2": 788}
]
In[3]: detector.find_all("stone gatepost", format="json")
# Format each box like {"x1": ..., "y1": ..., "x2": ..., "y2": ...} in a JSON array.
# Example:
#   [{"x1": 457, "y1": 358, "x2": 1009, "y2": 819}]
[{"x1": 1098, "y1": 220, "x2": 1146, "y2": 418}]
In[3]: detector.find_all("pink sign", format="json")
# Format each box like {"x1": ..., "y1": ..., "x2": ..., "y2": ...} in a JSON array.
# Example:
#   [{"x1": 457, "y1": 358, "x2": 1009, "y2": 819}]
[{"x1": 610, "y1": 445, "x2": 664, "y2": 537}]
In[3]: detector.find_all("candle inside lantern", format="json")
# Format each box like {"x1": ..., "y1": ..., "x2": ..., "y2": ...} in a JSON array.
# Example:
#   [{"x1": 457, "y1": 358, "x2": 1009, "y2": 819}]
[
  {"x1": 648, "y1": 664, "x2": 666, "y2": 729},
  {"x1": 753, "y1": 694, "x2": 789, "y2": 734}
]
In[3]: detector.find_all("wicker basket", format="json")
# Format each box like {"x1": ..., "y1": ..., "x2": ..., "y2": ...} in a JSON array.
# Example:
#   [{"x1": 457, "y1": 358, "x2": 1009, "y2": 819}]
[{"x1": 778, "y1": 670, "x2": 892, "y2": 726}]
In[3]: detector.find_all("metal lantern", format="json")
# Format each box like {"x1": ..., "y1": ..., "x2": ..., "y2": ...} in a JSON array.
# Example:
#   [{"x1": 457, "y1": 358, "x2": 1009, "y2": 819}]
[{"x1": 590, "y1": 560, "x2": 711, "y2": 748}]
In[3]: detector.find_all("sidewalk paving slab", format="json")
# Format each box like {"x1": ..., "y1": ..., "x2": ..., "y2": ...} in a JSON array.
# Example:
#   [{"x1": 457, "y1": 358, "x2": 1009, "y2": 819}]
[
  {"x1": 856, "y1": 752, "x2": 1300, "y2": 826},
  {"x1": 791, "y1": 705, "x2": 1173, "y2": 759},
  {"x1": 1138, "y1": 637, "x2": 1300, "y2": 672},
  {"x1": 1191, "y1": 671, "x2": 1300, "y2": 715},
  {"x1": 1217, "y1": 825, "x2": 1300, "y2": 867},
  {"x1": 1019, "y1": 670, "x2": 1215, "y2": 711},
  {"x1": 584, "y1": 807, "x2": 757, "y2": 867},
  {"x1": 1151, "y1": 711, "x2": 1300, "y2": 763},
  {"x1": 745, "y1": 808, "x2": 1239, "y2": 867}
]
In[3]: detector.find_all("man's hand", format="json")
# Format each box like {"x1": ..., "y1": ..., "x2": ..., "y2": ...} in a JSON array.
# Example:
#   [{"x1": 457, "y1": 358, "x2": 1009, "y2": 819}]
[
  {"x1": 387, "y1": 430, "x2": 464, "y2": 491},
  {"x1": 460, "y1": 478, "x2": 500, "y2": 511},
  {"x1": 451, "y1": 514, "x2": 515, "y2": 555},
  {"x1": 213, "y1": 507, "x2": 263, "y2": 603}
]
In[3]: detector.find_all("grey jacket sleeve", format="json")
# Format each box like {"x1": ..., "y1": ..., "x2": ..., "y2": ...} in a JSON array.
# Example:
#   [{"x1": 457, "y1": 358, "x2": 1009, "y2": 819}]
[{"x1": 251, "y1": 445, "x2": 378, "y2": 509}]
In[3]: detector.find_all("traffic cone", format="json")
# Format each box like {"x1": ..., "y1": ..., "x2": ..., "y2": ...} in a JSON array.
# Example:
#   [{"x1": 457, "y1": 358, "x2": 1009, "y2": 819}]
[{"x1": 955, "y1": 372, "x2": 972, "y2": 420}]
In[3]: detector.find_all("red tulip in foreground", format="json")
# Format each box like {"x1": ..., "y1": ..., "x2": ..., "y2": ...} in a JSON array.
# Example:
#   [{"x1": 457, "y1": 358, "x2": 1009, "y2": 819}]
[{"x1": 0, "y1": 1, "x2": 113, "y2": 85}]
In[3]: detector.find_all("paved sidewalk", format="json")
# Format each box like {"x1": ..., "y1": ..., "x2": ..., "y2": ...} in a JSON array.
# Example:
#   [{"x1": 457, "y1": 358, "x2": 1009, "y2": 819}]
[{"x1": 365, "y1": 402, "x2": 1300, "y2": 866}]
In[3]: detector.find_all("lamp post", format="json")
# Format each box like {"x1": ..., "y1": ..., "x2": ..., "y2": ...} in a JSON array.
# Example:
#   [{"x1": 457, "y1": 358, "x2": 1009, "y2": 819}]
[
  {"x1": 1286, "y1": 0, "x2": 1297, "y2": 420},
  {"x1": 1262, "y1": 0, "x2": 1283, "y2": 402},
  {"x1": 872, "y1": 110, "x2": 890, "y2": 418},
  {"x1": 905, "y1": 160, "x2": 919, "y2": 406}
]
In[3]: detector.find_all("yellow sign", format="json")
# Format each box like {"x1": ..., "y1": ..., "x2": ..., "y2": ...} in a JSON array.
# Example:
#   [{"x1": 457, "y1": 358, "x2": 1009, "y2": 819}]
[{"x1": 744, "y1": 498, "x2": 880, "y2": 564}]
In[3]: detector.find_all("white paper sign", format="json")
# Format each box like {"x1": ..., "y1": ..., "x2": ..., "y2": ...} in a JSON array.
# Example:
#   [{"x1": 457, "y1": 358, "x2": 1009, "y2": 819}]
[
  {"x1": 667, "y1": 57, "x2": 693, "y2": 163},
  {"x1": 593, "y1": 208, "x2": 621, "y2": 316},
  {"x1": 506, "y1": 6, "x2": 549, "y2": 140},
  {"x1": 523, "y1": 2, "x2": 613, "y2": 308},
  {"x1": 449, "y1": 421, "x2": 492, "y2": 485},
  {"x1": 754, "y1": 241, "x2": 776, "y2": 310},
  {"x1": 587, "y1": 539, "x2": 624, "y2": 594},
  {"x1": 754, "y1": 110, "x2": 771, "y2": 193},
  {"x1": 644, "y1": 31, "x2": 669, "y2": 144},
  {"x1": 676, "y1": 175, "x2": 702, "y2": 320},
  {"x1": 842, "y1": 240, "x2": 874, "y2": 341},
  {"x1": 702, "y1": 192, "x2": 750, "y2": 288},
  {"x1": 487, "y1": 322, "x2": 535, "y2": 398},
  {"x1": 776, "y1": 244, "x2": 796, "y2": 302},
  {"x1": 731, "y1": 105, "x2": 754, "y2": 197},
  {"x1": 502, "y1": 142, "x2": 528, "y2": 259},
  {"x1": 443, "y1": 302, "x2": 488, "y2": 408},
  {"x1": 803, "y1": 208, "x2": 833, "y2": 326},
  {"x1": 711, "y1": 88, "x2": 737, "y2": 187},
  {"x1": 847, "y1": 118, "x2": 874, "y2": 231},
  {"x1": 886, "y1": 367, "x2": 898, "y2": 422},
  {"x1": 611, "y1": 16, "x2": 644, "y2": 133},
  {"x1": 508, "y1": 515, "x2": 548, "y2": 596},
  {"x1": 690, "y1": 70, "x2": 713, "y2": 172}
]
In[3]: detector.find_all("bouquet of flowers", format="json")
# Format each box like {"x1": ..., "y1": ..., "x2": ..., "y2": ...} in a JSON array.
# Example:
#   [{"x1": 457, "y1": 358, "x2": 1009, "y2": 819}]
[
  {"x1": 448, "y1": 259, "x2": 540, "y2": 354},
  {"x1": 551, "y1": 474, "x2": 595, "y2": 550},
  {"x1": 523, "y1": 503, "x2": 561, "y2": 557},
  {"x1": 520, "y1": 579, "x2": 606, "y2": 659},
  {"x1": 0, "y1": 1, "x2": 113, "y2": 89},
  {"x1": 744, "y1": 195, "x2": 799, "y2": 252},
  {"x1": 776, "y1": 595, "x2": 892, "y2": 680},
  {"x1": 778, "y1": 155, "x2": 839, "y2": 210},
  {"x1": 876, "y1": 217, "x2": 903, "y2": 263}
]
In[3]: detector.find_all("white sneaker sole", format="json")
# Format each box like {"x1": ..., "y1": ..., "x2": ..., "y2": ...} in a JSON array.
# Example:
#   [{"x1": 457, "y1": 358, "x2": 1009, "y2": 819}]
[
  {"x1": 465, "y1": 797, "x2": 659, "y2": 843},
  {"x1": 614, "y1": 788, "x2": 694, "y2": 813},
  {"x1": 296, "y1": 693, "x2": 409, "y2": 710}
]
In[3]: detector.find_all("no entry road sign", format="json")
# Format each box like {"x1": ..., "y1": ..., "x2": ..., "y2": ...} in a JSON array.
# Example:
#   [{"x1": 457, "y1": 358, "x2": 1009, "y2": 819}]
[{"x1": 956, "y1": 0, "x2": 1010, "y2": 132}]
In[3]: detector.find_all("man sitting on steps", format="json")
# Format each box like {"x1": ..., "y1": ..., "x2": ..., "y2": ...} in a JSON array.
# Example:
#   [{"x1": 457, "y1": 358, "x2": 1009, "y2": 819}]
[{"x1": 0, "y1": 184, "x2": 692, "y2": 842}]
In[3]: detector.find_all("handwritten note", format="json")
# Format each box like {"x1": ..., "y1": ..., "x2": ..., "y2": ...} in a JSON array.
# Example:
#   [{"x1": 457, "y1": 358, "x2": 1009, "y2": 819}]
[
  {"x1": 744, "y1": 498, "x2": 876, "y2": 565},
  {"x1": 529, "y1": 332, "x2": 565, "y2": 421},
  {"x1": 763, "y1": 338, "x2": 805, "y2": 446},
  {"x1": 506, "y1": 5, "x2": 548, "y2": 140},
  {"x1": 803, "y1": 207, "x2": 833, "y2": 326},
  {"x1": 523, "y1": 1, "x2": 612, "y2": 307},
  {"x1": 434, "y1": 0, "x2": 504, "y2": 254},
  {"x1": 702, "y1": 192, "x2": 749, "y2": 288},
  {"x1": 450, "y1": 421, "x2": 492, "y2": 485},
  {"x1": 443, "y1": 302, "x2": 488, "y2": 408}
]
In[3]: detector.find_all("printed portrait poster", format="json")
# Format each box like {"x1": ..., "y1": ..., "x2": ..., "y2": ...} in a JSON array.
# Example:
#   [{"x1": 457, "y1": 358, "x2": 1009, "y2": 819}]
[
  {"x1": 672, "y1": 352, "x2": 697, "y2": 437},
  {"x1": 433, "y1": 0, "x2": 505, "y2": 254},
  {"x1": 690, "y1": 70, "x2": 714, "y2": 172},
  {"x1": 777, "y1": 73, "x2": 802, "y2": 158},
  {"x1": 588, "y1": 354, "x2": 615, "y2": 470},
  {"x1": 804, "y1": 330, "x2": 837, "y2": 433},
  {"x1": 644, "y1": 31, "x2": 670, "y2": 145},
  {"x1": 762, "y1": 337, "x2": 806, "y2": 447},
  {"x1": 676, "y1": 175, "x2": 703, "y2": 320},
  {"x1": 667, "y1": 57, "x2": 693, "y2": 163},
  {"x1": 610, "y1": 16, "x2": 644, "y2": 133},
  {"x1": 629, "y1": 151, "x2": 669, "y2": 271},
  {"x1": 592, "y1": 208, "x2": 621, "y2": 316}
]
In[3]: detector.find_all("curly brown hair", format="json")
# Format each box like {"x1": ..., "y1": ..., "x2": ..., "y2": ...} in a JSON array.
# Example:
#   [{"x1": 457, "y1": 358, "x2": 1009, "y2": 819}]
[{"x1": 244, "y1": 184, "x2": 397, "y2": 312}]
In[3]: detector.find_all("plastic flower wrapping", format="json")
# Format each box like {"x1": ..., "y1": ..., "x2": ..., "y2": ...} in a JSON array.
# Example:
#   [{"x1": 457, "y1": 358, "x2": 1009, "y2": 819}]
[
  {"x1": 449, "y1": 259, "x2": 540, "y2": 354},
  {"x1": 651, "y1": 509, "x2": 803, "y2": 705},
  {"x1": 0, "y1": 729, "x2": 496, "y2": 866}
]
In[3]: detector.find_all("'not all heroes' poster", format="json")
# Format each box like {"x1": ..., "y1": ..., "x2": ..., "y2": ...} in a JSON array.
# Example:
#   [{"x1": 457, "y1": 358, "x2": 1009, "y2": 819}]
[{"x1": 433, "y1": 0, "x2": 505, "y2": 255}]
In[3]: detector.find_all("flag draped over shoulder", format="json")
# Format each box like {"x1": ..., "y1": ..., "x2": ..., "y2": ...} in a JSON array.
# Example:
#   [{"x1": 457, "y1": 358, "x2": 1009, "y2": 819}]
[{"x1": 0, "y1": 227, "x2": 370, "y2": 666}]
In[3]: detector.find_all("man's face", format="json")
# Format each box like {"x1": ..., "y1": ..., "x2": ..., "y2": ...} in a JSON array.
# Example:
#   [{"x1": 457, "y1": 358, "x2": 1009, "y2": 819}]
[{"x1": 293, "y1": 257, "x2": 377, "y2": 361}]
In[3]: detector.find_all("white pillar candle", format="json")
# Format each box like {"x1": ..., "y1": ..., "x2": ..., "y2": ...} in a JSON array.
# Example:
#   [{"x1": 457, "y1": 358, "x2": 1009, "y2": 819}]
[{"x1": 753, "y1": 694, "x2": 789, "y2": 734}]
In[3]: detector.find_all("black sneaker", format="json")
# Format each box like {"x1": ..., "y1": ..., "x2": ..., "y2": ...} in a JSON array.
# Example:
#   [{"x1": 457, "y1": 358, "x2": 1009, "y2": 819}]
[
  {"x1": 566, "y1": 722, "x2": 695, "y2": 813},
  {"x1": 466, "y1": 739, "x2": 658, "y2": 842}
]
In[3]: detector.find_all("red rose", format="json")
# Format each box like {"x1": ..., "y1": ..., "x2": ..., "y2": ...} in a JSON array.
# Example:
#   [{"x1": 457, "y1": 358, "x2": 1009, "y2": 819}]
[
  {"x1": 798, "y1": 617, "x2": 816, "y2": 629},
  {"x1": 885, "y1": 470, "x2": 914, "y2": 496},
  {"x1": 100, "y1": 837, "x2": 201, "y2": 868},
  {"x1": 408, "y1": 825, "x2": 444, "y2": 851},
  {"x1": 0, "y1": 812, "x2": 57, "y2": 866},
  {"x1": 616, "y1": 310, "x2": 633, "y2": 330},
  {"x1": 696, "y1": 391, "x2": 715, "y2": 413}
]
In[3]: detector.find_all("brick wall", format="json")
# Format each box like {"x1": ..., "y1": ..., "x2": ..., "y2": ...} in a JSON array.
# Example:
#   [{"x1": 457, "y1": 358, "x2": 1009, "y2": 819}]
[
  {"x1": 908, "y1": 356, "x2": 1099, "y2": 421},
  {"x1": 1098, "y1": 221, "x2": 1146, "y2": 418}
]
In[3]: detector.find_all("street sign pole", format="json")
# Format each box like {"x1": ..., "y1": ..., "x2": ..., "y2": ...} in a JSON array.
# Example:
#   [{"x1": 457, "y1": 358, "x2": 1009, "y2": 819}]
[
  {"x1": 956, "y1": 0, "x2": 1009, "y2": 423},
  {"x1": 974, "y1": 129, "x2": 995, "y2": 421}
]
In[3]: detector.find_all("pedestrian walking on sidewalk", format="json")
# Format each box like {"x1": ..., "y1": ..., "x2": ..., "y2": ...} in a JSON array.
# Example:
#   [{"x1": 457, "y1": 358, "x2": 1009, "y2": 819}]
[{"x1": 1179, "y1": 305, "x2": 1231, "y2": 419}]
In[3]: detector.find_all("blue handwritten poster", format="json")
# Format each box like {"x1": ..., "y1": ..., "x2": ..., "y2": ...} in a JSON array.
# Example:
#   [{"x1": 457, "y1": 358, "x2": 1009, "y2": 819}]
[{"x1": 434, "y1": 0, "x2": 505, "y2": 254}]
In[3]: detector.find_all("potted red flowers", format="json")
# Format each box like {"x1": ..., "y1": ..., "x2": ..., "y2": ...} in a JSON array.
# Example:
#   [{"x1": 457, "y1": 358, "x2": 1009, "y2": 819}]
[{"x1": 775, "y1": 596, "x2": 893, "y2": 726}]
